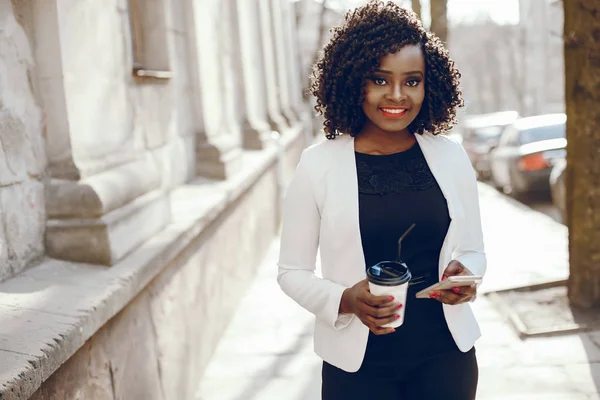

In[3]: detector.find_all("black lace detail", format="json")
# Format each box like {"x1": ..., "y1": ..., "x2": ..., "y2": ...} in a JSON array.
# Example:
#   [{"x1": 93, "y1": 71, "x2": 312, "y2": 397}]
[{"x1": 356, "y1": 145, "x2": 436, "y2": 195}]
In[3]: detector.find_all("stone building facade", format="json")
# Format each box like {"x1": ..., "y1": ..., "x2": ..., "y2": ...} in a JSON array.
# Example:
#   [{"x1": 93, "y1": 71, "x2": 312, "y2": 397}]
[{"x1": 0, "y1": 0, "x2": 310, "y2": 398}]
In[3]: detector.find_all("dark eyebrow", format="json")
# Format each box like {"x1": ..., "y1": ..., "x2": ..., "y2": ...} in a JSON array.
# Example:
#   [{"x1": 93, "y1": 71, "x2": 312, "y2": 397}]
[{"x1": 375, "y1": 69, "x2": 424, "y2": 77}]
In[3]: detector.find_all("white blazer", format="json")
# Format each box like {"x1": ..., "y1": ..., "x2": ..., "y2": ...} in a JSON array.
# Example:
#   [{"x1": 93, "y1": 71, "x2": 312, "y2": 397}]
[{"x1": 277, "y1": 132, "x2": 486, "y2": 373}]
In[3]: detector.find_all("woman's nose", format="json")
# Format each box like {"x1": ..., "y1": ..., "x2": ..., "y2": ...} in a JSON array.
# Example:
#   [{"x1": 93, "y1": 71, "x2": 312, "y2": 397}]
[{"x1": 387, "y1": 83, "x2": 406, "y2": 102}]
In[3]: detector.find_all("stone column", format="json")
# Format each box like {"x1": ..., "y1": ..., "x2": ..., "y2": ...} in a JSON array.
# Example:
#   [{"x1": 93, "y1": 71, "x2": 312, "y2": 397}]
[
  {"x1": 257, "y1": 0, "x2": 289, "y2": 133},
  {"x1": 269, "y1": 0, "x2": 298, "y2": 125},
  {"x1": 231, "y1": 0, "x2": 272, "y2": 150},
  {"x1": 184, "y1": 0, "x2": 242, "y2": 179},
  {"x1": 34, "y1": 0, "x2": 170, "y2": 266},
  {"x1": 282, "y1": 0, "x2": 308, "y2": 121}
]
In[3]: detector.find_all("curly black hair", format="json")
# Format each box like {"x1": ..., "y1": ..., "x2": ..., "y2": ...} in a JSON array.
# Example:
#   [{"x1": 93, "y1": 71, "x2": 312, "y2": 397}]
[{"x1": 310, "y1": 1, "x2": 463, "y2": 139}]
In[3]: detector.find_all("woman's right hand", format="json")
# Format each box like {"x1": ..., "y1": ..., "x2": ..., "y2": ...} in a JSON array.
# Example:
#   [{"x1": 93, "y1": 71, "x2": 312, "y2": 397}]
[{"x1": 339, "y1": 279, "x2": 401, "y2": 335}]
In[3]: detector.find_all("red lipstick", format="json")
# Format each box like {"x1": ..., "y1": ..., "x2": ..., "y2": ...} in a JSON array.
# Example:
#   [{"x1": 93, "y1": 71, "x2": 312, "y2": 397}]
[{"x1": 379, "y1": 107, "x2": 408, "y2": 119}]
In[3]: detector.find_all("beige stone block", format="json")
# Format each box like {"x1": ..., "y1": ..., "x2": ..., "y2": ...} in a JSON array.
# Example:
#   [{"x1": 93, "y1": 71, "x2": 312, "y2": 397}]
[
  {"x1": 146, "y1": 262, "x2": 195, "y2": 400},
  {"x1": 151, "y1": 135, "x2": 195, "y2": 190},
  {"x1": 103, "y1": 292, "x2": 164, "y2": 400},
  {"x1": 0, "y1": 10, "x2": 45, "y2": 182},
  {"x1": 167, "y1": 0, "x2": 187, "y2": 35},
  {"x1": 45, "y1": 157, "x2": 161, "y2": 219},
  {"x1": 242, "y1": 120, "x2": 274, "y2": 150},
  {"x1": 170, "y1": 34, "x2": 196, "y2": 139},
  {"x1": 46, "y1": 190, "x2": 170, "y2": 265},
  {"x1": 57, "y1": 0, "x2": 134, "y2": 163},
  {"x1": 0, "y1": 305, "x2": 84, "y2": 384},
  {"x1": 0, "y1": 350, "x2": 42, "y2": 400},
  {"x1": 282, "y1": 127, "x2": 307, "y2": 185},
  {"x1": 196, "y1": 136, "x2": 243, "y2": 180},
  {"x1": 28, "y1": 337, "x2": 114, "y2": 400},
  {"x1": 0, "y1": 180, "x2": 45, "y2": 281},
  {"x1": 0, "y1": 114, "x2": 38, "y2": 185},
  {"x1": 133, "y1": 84, "x2": 172, "y2": 150},
  {"x1": 0, "y1": 271, "x2": 124, "y2": 340}
]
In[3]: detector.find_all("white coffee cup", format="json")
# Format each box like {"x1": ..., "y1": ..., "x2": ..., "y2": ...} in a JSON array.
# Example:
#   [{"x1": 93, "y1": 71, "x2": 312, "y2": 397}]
[{"x1": 366, "y1": 261, "x2": 411, "y2": 328}]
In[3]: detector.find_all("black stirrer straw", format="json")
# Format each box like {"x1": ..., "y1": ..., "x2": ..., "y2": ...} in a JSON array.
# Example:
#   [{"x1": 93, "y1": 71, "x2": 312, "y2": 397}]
[{"x1": 397, "y1": 223, "x2": 416, "y2": 262}]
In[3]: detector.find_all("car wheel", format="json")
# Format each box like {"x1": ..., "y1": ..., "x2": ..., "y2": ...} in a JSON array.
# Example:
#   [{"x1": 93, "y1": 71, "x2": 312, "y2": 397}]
[
  {"x1": 508, "y1": 168, "x2": 527, "y2": 200},
  {"x1": 550, "y1": 169, "x2": 567, "y2": 224},
  {"x1": 488, "y1": 169, "x2": 502, "y2": 191}
]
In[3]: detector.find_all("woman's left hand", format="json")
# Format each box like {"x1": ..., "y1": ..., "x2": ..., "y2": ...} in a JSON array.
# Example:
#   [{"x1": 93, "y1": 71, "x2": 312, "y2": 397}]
[{"x1": 429, "y1": 260, "x2": 477, "y2": 305}]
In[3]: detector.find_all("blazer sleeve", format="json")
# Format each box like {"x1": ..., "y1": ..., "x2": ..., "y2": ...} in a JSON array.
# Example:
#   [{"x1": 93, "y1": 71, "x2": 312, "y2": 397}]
[
  {"x1": 277, "y1": 150, "x2": 354, "y2": 330},
  {"x1": 451, "y1": 143, "x2": 487, "y2": 279}
]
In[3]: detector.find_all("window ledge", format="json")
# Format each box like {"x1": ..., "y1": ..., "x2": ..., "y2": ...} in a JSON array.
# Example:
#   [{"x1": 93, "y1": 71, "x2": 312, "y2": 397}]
[{"x1": 133, "y1": 68, "x2": 173, "y2": 79}]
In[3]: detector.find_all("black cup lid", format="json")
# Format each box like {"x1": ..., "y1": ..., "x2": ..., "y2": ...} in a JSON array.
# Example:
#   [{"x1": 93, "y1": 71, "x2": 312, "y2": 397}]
[{"x1": 366, "y1": 261, "x2": 411, "y2": 286}]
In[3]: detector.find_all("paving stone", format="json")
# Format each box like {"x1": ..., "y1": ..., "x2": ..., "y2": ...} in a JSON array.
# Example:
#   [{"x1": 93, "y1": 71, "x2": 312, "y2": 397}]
[
  {"x1": 588, "y1": 331, "x2": 600, "y2": 349},
  {"x1": 252, "y1": 372, "x2": 321, "y2": 400},
  {"x1": 478, "y1": 320, "x2": 522, "y2": 347},
  {"x1": 196, "y1": 376, "x2": 258, "y2": 400},
  {"x1": 471, "y1": 297, "x2": 506, "y2": 321},
  {"x1": 479, "y1": 393, "x2": 590, "y2": 400},
  {"x1": 478, "y1": 366, "x2": 575, "y2": 398},
  {"x1": 563, "y1": 363, "x2": 600, "y2": 395},
  {"x1": 201, "y1": 352, "x2": 282, "y2": 379},
  {"x1": 476, "y1": 345, "x2": 521, "y2": 369},
  {"x1": 519, "y1": 335, "x2": 600, "y2": 366},
  {"x1": 271, "y1": 346, "x2": 321, "y2": 378}
]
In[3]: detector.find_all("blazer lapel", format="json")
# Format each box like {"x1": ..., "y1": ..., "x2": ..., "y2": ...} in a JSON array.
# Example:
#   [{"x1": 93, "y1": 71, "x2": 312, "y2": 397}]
[
  {"x1": 323, "y1": 136, "x2": 367, "y2": 283},
  {"x1": 416, "y1": 133, "x2": 466, "y2": 278},
  {"x1": 416, "y1": 133, "x2": 459, "y2": 221}
]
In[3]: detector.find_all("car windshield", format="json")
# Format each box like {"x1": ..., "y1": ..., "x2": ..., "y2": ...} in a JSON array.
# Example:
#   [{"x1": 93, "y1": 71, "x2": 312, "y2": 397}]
[{"x1": 519, "y1": 123, "x2": 565, "y2": 145}]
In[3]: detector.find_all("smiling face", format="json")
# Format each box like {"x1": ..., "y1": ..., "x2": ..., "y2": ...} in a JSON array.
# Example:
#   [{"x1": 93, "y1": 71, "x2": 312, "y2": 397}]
[{"x1": 361, "y1": 44, "x2": 426, "y2": 136}]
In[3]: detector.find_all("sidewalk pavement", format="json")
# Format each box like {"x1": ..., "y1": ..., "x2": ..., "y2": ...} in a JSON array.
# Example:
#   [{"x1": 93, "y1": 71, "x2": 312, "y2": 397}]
[{"x1": 196, "y1": 183, "x2": 600, "y2": 400}]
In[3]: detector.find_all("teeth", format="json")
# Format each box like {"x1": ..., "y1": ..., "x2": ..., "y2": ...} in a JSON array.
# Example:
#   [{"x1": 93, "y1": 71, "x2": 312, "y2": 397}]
[{"x1": 382, "y1": 109, "x2": 406, "y2": 114}]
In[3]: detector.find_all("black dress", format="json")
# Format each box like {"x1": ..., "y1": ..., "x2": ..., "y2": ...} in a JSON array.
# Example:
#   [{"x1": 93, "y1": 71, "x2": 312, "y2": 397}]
[{"x1": 355, "y1": 141, "x2": 457, "y2": 374}]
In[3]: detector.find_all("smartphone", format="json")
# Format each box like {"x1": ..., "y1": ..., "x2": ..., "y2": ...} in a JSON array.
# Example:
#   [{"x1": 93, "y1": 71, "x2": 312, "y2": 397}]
[{"x1": 415, "y1": 276, "x2": 482, "y2": 299}]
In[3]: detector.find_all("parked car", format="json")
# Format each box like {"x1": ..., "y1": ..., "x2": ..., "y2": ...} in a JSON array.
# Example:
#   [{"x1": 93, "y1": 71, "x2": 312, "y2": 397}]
[
  {"x1": 550, "y1": 158, "x2": 567, "y2": 223},
  {"x1": 488, "y1": 113, "x2": 566, "y2": 197},
  {"x1": 461, "y1": 111, "x2": 519, "y2": 180}
]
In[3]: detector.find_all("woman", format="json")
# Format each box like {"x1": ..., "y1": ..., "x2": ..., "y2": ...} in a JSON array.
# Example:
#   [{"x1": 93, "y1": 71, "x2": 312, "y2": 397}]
[{"x1": 277, "y1": 2, "x2": 486, "y2": 399}]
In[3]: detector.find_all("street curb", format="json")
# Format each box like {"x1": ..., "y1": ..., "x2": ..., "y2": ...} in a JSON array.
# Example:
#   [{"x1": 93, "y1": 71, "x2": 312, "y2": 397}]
[{"x1": 483, "y1": 279, "x2": 600, "y2": 339}]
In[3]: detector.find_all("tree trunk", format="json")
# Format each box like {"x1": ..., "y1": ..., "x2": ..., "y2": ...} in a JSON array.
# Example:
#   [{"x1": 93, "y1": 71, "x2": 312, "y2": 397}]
[
  {"x1": 506, "y1": 27, "x2": 527, "y2": 115},
  {"x1": 411, "y1": 0, "x2": 421, "y2": 19},
  {"x1": 429, "y1": 0, "x2": 448, "y2": 43},
  {"x1": 564, "y1": 0, "x2": 600, "y2": 308},
  {"x1": 485, "y1": 37, "x2": 502, "y2": 112}
]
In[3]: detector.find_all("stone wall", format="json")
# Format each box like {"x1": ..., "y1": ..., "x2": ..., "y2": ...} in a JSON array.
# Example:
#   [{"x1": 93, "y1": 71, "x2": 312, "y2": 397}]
[
  {"x1": 0, "y1": 0, "x2": 311, "y2": 398},
  {"x1": 0, "y1": 0, "x2": 46, "y2": 282},
  {"x1": 27, "y1": 134, "x2": 306, "y2": 399}
]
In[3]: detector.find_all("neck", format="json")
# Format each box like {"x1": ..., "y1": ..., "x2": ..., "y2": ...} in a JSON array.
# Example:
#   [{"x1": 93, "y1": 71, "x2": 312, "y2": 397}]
[{"x1": 355, "y1": 124, "x2": 416, "y2": 154}]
